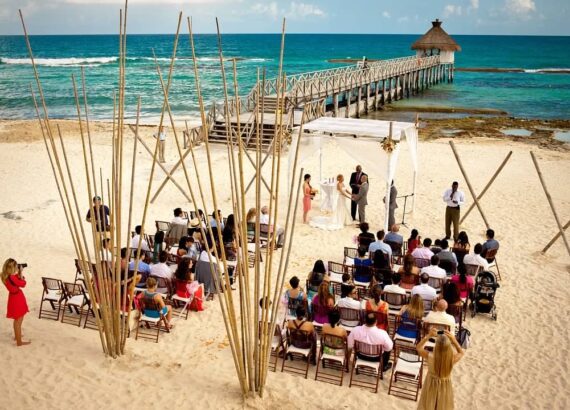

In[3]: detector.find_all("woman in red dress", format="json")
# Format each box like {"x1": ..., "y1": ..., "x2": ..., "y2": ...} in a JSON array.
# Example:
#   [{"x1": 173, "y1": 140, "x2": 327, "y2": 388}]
[{"x1": 2, "y1": 258, "x2": 30, "y2": 346}]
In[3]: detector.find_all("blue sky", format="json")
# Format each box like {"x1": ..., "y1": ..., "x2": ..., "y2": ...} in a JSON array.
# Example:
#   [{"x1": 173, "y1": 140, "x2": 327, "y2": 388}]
[{"x1": 0, "y1": 0, "x2": 568, "y2": 35}]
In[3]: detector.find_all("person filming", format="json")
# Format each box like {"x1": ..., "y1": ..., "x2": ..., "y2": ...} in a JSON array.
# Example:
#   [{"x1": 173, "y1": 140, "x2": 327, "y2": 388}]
[{"x1": 2, "y1": 258, "x2": 30, "y2": 346}]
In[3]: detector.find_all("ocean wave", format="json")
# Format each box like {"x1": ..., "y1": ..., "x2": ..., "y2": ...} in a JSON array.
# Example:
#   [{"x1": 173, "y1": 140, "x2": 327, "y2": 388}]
[
  {"x1": 0, "y1": 56, "x2": 118, "y2": 67},
  {"x1": 457, "y1": 67, "x2": 570, "y2": 74},
  {"x1": 524, "y1": 68, "x2": 570, "y2": 74}
]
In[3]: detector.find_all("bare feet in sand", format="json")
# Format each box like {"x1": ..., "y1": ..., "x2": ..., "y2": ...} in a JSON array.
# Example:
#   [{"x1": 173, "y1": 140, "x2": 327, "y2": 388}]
[{"x1": 17, "y1": 340, "x2": 31, "y2": 346}]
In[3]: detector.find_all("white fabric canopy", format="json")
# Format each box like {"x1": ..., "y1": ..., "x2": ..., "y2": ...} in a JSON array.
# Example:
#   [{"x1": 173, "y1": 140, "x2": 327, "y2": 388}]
[{"x1": 288, "y1": 117, "x2": 419, "y2": 231}]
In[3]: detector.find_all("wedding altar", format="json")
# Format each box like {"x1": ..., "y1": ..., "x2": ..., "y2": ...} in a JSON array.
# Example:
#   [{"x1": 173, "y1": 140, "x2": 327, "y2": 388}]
[{"x1": 288, "y1": 117, "x2": 419, "y2": 231}]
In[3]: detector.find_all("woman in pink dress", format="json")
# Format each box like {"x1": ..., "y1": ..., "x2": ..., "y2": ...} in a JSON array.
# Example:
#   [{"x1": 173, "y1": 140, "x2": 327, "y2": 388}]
[
  {"x1": 2, "y1": 258, "x2": 30, "y2": 346},
  {"x1": 303, "y1": 174, "x2": 313, "y2": 223}
]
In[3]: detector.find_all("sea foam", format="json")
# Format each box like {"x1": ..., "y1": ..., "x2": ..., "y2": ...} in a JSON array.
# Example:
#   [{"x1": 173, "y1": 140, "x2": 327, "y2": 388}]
[{"x1": 0, "y1": 56, "x2": 118, "y2": 66}]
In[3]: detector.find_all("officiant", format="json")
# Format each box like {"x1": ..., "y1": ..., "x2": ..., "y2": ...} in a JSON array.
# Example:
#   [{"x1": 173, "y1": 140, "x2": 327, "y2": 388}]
[
  {"x1": 349, "y1": 165, "x2": 367, "y2": 222},
  {"x1": 383, "y1": 179, "x2": 398, "y2": 229}
]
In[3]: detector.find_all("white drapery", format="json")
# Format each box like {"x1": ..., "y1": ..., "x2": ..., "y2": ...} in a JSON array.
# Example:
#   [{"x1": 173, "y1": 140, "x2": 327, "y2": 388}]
[{"x1": 288, "y1": 118, "x2": 418, "y2": 231}]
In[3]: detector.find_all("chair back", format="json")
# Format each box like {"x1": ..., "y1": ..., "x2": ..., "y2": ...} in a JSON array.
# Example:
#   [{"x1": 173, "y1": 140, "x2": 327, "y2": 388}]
[
  {"x1": 383, "y1": 292, "x2": 408, "y2": 310},
  {"x1": 427, "y1": 277, "x2": 444, "y2": 292},
  {"x1": 155, "y1": 220, "x2": 171, "y2": 233},
  {"x1": 485, "y1": 248, "x2": 498, "y2": 262},
  {"x1": 311, "y1": 298, "x2": 331, "y2": 323},
  {"x1": 152, "y1": 276, "x2": 172, "y2": 296},
  {"x1": 246, "y1": 222, "x2": 256, "y2": 242},
  {"x1": 452, "y1": 247, "x2": 468, "y2": 266},
  {"x1": 385, "y1": 240, "x2": 403, "y2": 255},
  {"x1": 287, "y1": 295, "x2": 305, "y2": 316},
  {"x1": 395, "y1": 314, "x2": 422, "y2": 341},
  {"x1": 331, "y1": 282, "x2": 343, "y2": 299},
  {"x1": 401, "y1": 272, "x2": 419, "y2": 287},
  {"x1": 64, "y1": 282, "x2": 83, "y2": 298},
  {"x1": 288, "y1": 327, "x2": 314, "y2": 349},
  {"x1": 358, "y1": 234, "x2": 374, "y2": 249},
  {"x1": 439, "y1": 260, "x2": 457, "y2": 275},
  {"x1": 339, "y1": 307, "x2": 362, "y2": 327},
  {"x1": 414, "y1": 257, "x2": 431, "y2": 268},
  {"x1": 355, "y1": 286, "x2": 370, "y2": 301},
  {"x1": 259, "y1": 223, "x2": 271, "y2": 237},
  {"x1": 446, "y1": 303, "x2": 463, "y2": 329},
  {"x1": 343, "y1": 247, "x2": 358, "y2": 264},
  {"x1": 189, "y1": 211, "x2": 197, "y2": 220},
  {"x1": 373, "y1": 267, "x2": 393, "y2": 287},
  {"x1": 140, "y1": 294, "x2": 162, "y2": 315},
  {"x1": 328, "y1": 261, "x2": 347, "y2": 283},
  {"x1": 321, "y1": 333, "x2": 347, "y2": 352},
  {"x1": 464, "y1": 263, "x2": 482, "y2": 276},
  {"x1": 42, "y1": 277, "x2": 62, "y2": 295},
  {"x1": 422, "y1": 298, "x2": 434, "y2": 314},
  {"x1": 354, "y1": 264, "x2": 373, "y2": 284},
  {"x1": 354, "y1": 341, "x2": 382, "y2": 360}
]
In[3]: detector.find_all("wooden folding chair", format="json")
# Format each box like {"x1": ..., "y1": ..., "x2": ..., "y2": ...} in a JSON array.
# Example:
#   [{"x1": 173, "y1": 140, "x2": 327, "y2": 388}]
[
  {"x1": 355, "y1": 285, "x2": 370, "y2": 301},
  {"x1": 155, "y1": 220, "x2": 171, "y2": 234},
  {"x1": 452, "y1": 247, "x2": 468, "y2": 267},
  {"x1": 259, "y1": 223, "x2": 272, "y2": 248},
  {"x1": 446, "y1": 303, "x2": 464, "y2": 335},
  {"x1": 135, "y1": 296, "x2": 170, "y2": 343},
  {"x1": 393, "y1": 315, "x2": 422, "y2": 350},
  {"x1": 427, "y1": 277, "x2": 445, "y2": 294},
  {"x1": 343, "y1": 247, "x2": 358, "y2": 265},
  {"x1": 353, "y1": 265, "x2": 373, "y2": 287},
  {"x1": 268, "y1": 323, "x2": 286, "y2": 372},
  {"x1": 171, "y1": 283, "x2": 204, "y2": 320},
  {"x1": 152, "y1": 276, "x2": 172, "y2": 300},
  {"x1": 331, "y1": 282, "x2": 343, "y2": 301},
  {"x1": 281, "y1": 328, "x2": 315, "y2": 379},
  {"x1": 401, "y1": 272, "x2": 419, "y2": 291},
  {"x1": 413, "y1": 257, "x2": 431, "y2": 269},
  {"x1": 485, "y1": 248, "x2": 501, "y2": 280},
  {"x1": 464, "y1": 263, "x2": 482, "y2": 277},
  {"x1": 388, "y1": 345, "x2": 424, "y2": 401},
  {"x1": 349, "y1": 341, "x2": 385, "y2": 393},
  {"x1": 284, "y1": 297, "x2": 306, "y2": 323},
  {"x1": 61, "y1": 282, "x2": 89, "y2": 327},
  {"x1": 39, "y1": 277, "x2": 64, "y2": 321},
  {"x1": 383, "y1": 292, "x2": 408, "y2": 335},
  {"x1": 439, "y1": 259, "x2": 457, "y2": 276},
  {"x1": 315, "y1": 334, "x2": 349, "y2": 386},
  {"x1": 338, "y1": 307, "x2": 362, "y2": 332},
  {"x1": 385, "y1": 241, "x2": 403, "y2": 264},
  {"x1": 327, "y1": 261, "x2": 344, "y2": 283}
]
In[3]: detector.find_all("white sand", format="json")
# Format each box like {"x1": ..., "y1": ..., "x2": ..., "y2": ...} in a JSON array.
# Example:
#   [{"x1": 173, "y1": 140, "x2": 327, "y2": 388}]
[{"x1": 0, "y1": 120, "x2": 569, "y2": 409}]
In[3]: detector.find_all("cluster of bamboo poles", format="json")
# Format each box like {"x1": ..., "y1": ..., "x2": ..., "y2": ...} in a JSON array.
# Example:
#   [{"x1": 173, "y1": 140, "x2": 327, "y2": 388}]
[{"x1": 21, "y1": 0, "x2": 308, "y2": 397}]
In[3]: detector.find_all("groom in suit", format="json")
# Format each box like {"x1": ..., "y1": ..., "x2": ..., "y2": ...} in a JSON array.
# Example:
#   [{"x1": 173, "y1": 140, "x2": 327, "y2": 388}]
[
  {"x1": 349, "y1": 165, "x2": 367, "y2": 221},
  {"x1": 352, "y1": 175, "x2": 369, "y2": 224}
]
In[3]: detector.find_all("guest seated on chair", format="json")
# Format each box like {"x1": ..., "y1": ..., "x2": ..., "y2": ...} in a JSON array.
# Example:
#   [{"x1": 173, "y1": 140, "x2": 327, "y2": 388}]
[
  {"x1": 311, "y1": 282, "x2": 335, "y2": 324},
  {"x1": 354, "y1": 247, "x2": 373, "y2": 283},
  {"x1": 260, "y1": 205, "x2": 285, "y2": 248},
  {"x1": 385, "y1": 224, "x2": 404, "y2": 245},
  {"x1": 176, "y1": 236, "x2": 191, "y2": 259},
  {"x1": 442, "y1": 281, "x2": 463, "y2": 307},
  {"x1": 463, "y1": 243, "x2": 489, "y2": 270},
  {"x1": 139, "y1": 276, "x2": 173, "y2": 329},
  {"x1": 287, "y1": 305, "x2": 317, "y2": 361},
  {"x1": 322, "y1": 309, "x2": 348, "y2": 355},
  {"x1": 357, "y1": 222, "x2": 375, "y2": 250},
  {"x1": 421, "y1": 255, "x2": 447, "y2": 280},
  {"x1": 453, "y1": 231, "x2": 470, "y2": 251},
  {"x1": 383, "y1": 273, "x2": 406, "y2": 295},
  {"x1": 425, "y1": 299, "x2": 456, "y2": 334},
  {"x1": 412, "y1": 273, "x2": 437, "y2": 302},
  {"x1": 171, "y1": 207, "x2": 187, "y2": 225},
  {"x1": 307, "y1": 260, "x2": 327, "y2": 299},
  {"x1": 365, "y1": 286, "x2": 389, "y2": 330},
  {"x1": 407, "y1": 229, "x2": 421, "y2": 254},
  {"x1": 210, "y1": 210, "x2": 224, "y2": 230},
  {"x1": 131, "y1": 225, "x2": 151, "y2": 252},
  {"x1": 396, "y1": 294, "x2": 424, "y2": 339},
  {"x1": 336, "y1": 286, "x2": 361, "y2": 310},
  {"x1": 451, "y1": 265, "x2": 474, "y2": 300},
  {"x1": 150, "y1": 250, "x2": 173, "y2": 280},
  {"x1": 412, "y1": 237, "x2": 434, "y2": 260},
  {"x1": 481, "y1": 229, "x2": 500, "y2": 259},
  {"x1": 348, "y1": 312, "x2": 393, "y2": 372},
  {"x1": 283, "y1": 276, "x2": 307, "y2": 317},
  {"x1": 430, "y1": 239, "x2": 443, "y2": 255},
  {"x1": 437, "y1": 239, "x2": 458, "y2": 265},
  {"x1": 368, "y1": 229, "x2": 392, "y2": 260},
  {"x1": 398, "y1": 254, "x2": 420, "y2": 290},
  {"x1": 174, "y1": 258, "x2": 203, "y2": 311}
]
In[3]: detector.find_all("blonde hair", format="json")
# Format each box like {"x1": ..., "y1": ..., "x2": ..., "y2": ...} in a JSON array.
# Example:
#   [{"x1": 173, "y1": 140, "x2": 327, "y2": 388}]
[
  {"x1": 433, "y1": 334, "x2": 454, "y2": 378},
  {"x1": 407, "y1": 294, "x2": 424, "y2": 319},
  {"x1": 146, "y1": 276, "x2": 157, "y2": 289},
  {"x1": 246, "y1": 207, "x2": 257, "y2": 223},
  {"x1": 1, "y1": 258, "x2": 18, "y2": 284}
]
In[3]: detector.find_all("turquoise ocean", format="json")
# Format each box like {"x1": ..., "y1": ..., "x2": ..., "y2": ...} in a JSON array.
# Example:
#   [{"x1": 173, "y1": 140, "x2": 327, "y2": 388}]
[{"x1": 0, "y1": 34, "x2": 569, "y2": 120}]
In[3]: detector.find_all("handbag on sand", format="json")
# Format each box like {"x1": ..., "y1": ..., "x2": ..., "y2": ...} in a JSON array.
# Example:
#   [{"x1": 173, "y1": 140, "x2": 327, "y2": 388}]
[{"x1": 457, "y1": 327, "x2": 471, "y2": 349}]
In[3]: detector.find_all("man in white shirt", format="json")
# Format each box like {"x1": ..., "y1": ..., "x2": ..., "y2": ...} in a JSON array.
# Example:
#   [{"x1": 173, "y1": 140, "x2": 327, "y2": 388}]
[
  {"x1": 171, "y1": 207, "x2": 187, "y2": 225},
  {"x1": 442, "y1": 181, "x2": 465, "y2": 241},
  {"x1": 425, "y1": 299, "x2": 456, "y2": 334},
  {"x1": 463, "y1": 243, "x2": 490, "y2": 270},
  {"x1": 259, "y1": 205, "x2": 285, "y2": 247},
  {"x1": 411, "y1": 273, "x2": 437, "y2": 303},
  {"x1": 368, "y1": 230, "x2": 392, "y2": 259},
  {"x1": 131, "y1": 225, "x2": 150, "y2": 252},
  {"x1": 421, "y1": 255, "x2": 447, "y2": 280},
  {"x1": 336, "y1": 286, "x2": 362, "y2": 327},
  {"x1": 411, "y1": 238, "x2": 434, "y2": 260},
  {"x1": 210, "y1": 210, "x2": 225, "y2": 231},
  {"x1": 150, "y1": 251, "x2": 173, "y2": 280},
  {"x1": 348, "y1": 312, "x2": 393, "y2": 372},
  {"x1": 383, "y1": 273, "x2": 406, "y2": 295}
]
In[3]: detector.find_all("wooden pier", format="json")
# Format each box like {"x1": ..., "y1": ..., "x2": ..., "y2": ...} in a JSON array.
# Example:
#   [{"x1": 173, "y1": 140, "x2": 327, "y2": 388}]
[{"x1": 206, "y1": 20, "x2": 459, "y2": 148}]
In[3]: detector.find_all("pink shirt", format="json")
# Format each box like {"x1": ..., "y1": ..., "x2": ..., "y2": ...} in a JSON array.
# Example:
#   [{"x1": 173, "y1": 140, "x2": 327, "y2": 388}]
[
  {"x1": 347, "y1": 325, "x2": 393, "y2": 352},
  {"x1": 451, "y1": 275, "x2": 474, "y2": 299}
]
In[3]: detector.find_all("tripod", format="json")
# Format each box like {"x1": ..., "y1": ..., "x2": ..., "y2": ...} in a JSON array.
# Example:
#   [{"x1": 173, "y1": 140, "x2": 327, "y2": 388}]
[{"x1": 397, "y1": 194, "x2": 414, "y2": 228}]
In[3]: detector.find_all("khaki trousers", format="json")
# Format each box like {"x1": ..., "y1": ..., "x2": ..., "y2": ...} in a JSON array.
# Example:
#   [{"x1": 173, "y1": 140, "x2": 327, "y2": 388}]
[
  {"x1": 445, "y1": 206, "x2": 460, "y2": 240},
  {"x1": 159, "y1": 140, "x2": 166, "y2": 163}
]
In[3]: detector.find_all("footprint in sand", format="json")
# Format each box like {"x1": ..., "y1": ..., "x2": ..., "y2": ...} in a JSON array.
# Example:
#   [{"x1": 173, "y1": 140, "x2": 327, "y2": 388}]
[{"x1": 0, "y1": 199, "x2": 57, "y2": 220}]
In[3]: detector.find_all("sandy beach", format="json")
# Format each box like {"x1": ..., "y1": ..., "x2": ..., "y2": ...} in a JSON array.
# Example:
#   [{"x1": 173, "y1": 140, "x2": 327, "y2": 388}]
[{"x1": 0, "y1": 118, "x2": 569, "y2": 410}]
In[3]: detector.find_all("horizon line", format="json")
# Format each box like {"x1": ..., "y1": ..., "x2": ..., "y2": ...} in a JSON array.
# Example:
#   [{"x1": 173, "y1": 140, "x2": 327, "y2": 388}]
[{"x1": 1, "y1": 32, "x2": 569, "y2": 37}]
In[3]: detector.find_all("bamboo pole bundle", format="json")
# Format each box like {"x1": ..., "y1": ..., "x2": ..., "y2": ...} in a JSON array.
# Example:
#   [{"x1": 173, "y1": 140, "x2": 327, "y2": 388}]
[{"x1": 20, "y1": 0, "x2": 166, "y2": 357}]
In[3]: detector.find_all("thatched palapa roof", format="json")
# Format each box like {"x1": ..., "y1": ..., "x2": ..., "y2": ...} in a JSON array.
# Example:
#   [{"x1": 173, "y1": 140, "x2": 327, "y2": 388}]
[{"x1": 411, "y1": 19, "x2": 461, "y2": 52}]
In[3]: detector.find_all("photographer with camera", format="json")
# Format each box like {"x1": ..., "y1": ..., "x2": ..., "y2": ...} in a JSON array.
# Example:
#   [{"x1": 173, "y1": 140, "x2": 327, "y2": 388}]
[{"x1": 1, "y1": 258, "x2": 30, "y2": 346}]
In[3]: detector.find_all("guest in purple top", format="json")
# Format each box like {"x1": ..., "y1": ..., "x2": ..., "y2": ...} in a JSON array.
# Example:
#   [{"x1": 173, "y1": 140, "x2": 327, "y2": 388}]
[{"x1": 311, "y1": 282, "x2": 334, "y2": 324}]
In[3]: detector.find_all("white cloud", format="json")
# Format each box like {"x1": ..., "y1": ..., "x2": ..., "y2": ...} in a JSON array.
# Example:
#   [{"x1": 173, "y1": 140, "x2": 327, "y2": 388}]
[
  {"x1": 382, "y1": 11, "x2": 390, "y2": 18},
  {"x1": 470, "y1": 0, "x2": 479, "y2": 10},
  {"x1": 63, "y1": 0, "x2": 221, "y2": 3},
  {"x1": 504, "y1": 0, "x2": 536, "y2": 16},
  {"x1": 249, "y1": 1, "x2": 325, "y2": 20},
  {"x1": 250, "y1": 2, "x2": 279, "y2": 19},
  {"x1": 289, "y1": 2, "x2": 325, "y2": 18},
  {"x1": 443, "y1": 4, "x2": 462, "y2": 18}
]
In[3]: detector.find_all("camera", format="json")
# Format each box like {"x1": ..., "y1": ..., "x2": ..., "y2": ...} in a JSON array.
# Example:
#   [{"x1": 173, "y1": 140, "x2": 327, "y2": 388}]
[
  {"x1": 437, "y1": 330, "x2": 444, "y2": 335},
  {"x1": 17, "y1": 263, "x2": 28, "y2": 269}
]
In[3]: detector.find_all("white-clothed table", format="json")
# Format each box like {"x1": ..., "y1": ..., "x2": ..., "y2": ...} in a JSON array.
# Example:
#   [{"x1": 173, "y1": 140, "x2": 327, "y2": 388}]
[{"x1": 320, "y1": 180, "x2": 337, "y2": 212}]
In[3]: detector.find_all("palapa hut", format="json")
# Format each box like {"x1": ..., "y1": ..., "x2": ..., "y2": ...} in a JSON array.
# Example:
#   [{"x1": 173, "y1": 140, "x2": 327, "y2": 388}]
[{"x1": 412, "y1": 19, "x2": 461, "y2": 64}]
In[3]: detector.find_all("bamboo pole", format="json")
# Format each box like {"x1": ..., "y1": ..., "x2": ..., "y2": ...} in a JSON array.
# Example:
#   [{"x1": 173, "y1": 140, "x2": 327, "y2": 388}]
[
  {"x1": 460, "y1": 151, "x2": 513, "y2": 224},
  {"x1": 543, "y1": 220, "x2": 570, "y2": 254},
  {"x1": 530, "y1": 151, "x2": 570, "y2": 256},
  {"x1": 449, "y1": 141, "x2": 490, "y2": 229}
]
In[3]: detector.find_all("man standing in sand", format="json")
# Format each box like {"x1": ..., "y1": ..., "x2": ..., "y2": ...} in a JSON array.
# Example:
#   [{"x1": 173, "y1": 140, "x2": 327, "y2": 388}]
[
  {"x1": 442, "y1": 181, "x2": 465, "y2": 241},
  {"x1": 153, "y1": 125, "x2": 167, "y2": 163},
  {"x1": 384, "y1": 179, "x2": 398, "y2": 229},
  {"x1": 349, "y1": 165, "x2": 367, "y2": 221},
  {"x1": 352, "y1": 175, "x2": 369, "y2": 224}
]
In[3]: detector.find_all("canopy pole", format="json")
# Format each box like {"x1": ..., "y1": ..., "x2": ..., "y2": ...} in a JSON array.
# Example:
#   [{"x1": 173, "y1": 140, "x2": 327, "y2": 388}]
[
  {"x1": 412, "y1": 170, "x2": 417, "y2": 212},
  {"x1": 412, "y1": 115, "x2": 419, "y2": 212}
]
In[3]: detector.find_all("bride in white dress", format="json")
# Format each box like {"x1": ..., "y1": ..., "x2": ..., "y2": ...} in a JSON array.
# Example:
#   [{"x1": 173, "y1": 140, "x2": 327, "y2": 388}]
[
  {"x1": 310, "y1": 174, "x2": 352, "y2": 230},
  {"x1": 332, "y1": 174, "x2": 352, "y2": 227}
]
